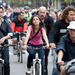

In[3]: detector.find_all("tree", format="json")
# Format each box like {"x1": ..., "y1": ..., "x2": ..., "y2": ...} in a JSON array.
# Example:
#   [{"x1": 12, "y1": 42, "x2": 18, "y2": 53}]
[{"x1": 65, "y1": 0, "x2": 75, "y2": 3}]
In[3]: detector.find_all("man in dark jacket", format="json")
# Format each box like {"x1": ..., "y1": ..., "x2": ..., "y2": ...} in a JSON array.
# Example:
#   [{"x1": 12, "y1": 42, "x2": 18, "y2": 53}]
[
  {"x1": 56, "y1": 21, "x2": 75, "y2": 75},
  {"x1": 38, "y1": 6, "x2": 54, "y2": 75},
  {"x1": 0, "y1": 6, "x2": 13, "y2": 75},
  {"x1": 49, "y1": 6, "x2": 75, "y2": 75},
  {"x1": 10, "y1": 8, "x2": 19, "y2": 21}
]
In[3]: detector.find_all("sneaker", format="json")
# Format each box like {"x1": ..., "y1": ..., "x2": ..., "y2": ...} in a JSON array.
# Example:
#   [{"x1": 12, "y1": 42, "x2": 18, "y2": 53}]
[
  {"x1": 26, "y1": 71, "x2": 31, "y2": 75},
  {"x1": 13, "y1": 49, "x2": 17, "y2": 55}
]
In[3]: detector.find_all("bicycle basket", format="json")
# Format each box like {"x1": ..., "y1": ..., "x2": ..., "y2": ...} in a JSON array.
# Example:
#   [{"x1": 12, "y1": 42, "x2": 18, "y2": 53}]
[{"x1": 65, "y1": 59, "x2": 75, "y2": 75}]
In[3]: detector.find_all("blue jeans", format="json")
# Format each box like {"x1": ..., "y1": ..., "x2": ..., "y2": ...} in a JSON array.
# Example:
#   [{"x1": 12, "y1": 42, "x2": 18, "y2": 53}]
[
  {"x1": 52, "y1": 49, "x2": 60, "y2": 75},
  {"x1": 2, "y1": 46, "x2": 10, "y2": 75},
  {"x1": 27, "y1": 44, "x2": 44, "y2": 75}
]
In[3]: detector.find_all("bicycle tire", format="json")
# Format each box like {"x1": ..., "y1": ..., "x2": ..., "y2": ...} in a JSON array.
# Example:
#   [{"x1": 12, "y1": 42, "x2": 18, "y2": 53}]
[
  {"x1": 20, "y1": 42, "x2": 23, "y2": 63},
  {"x1": 0, "y1": 63, "x2": 4, "y2": 75},
  {"x1": 17, "y1": 52, "x2": 20, "y2": 62},
  {"x1": 35, "y1": 63, "x2": 39, "y2": 75},
  {"x1": 17, "y1": 42, "x2": 20, "y2": 62}
]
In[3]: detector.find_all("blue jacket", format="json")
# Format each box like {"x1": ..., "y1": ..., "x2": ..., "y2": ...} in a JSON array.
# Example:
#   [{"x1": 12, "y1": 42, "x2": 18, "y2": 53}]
[
  {"x1": 56, "y1": 34, "x2": 75, "y2": 61},
  {"x1": 10, "y1": 12, "x2": 19, "y2": 21}
]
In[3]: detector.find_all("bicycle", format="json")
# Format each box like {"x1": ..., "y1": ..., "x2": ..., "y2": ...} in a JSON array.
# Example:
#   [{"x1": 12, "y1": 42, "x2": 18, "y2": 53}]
[
  {"x1": 26, "y1": 46, "x2": 46, "y2": 75},
  {"x1": 0, "y1": 44, "x2": 16, "y2": 75},
  {"x1": 65, "y1": 59, "x2": 75, "y2": 75},
  {"x1": 14, "y1": 31, "x2": 26, "y2": 63},
  {"x1": 56, "y1": 59, "x2": 75, "y2": 75}
]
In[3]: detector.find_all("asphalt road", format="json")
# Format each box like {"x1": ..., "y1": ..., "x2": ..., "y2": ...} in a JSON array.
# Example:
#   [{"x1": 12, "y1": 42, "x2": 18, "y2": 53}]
[{"x1": 8, "y1": 39, "x2": 53, "y2": 75}]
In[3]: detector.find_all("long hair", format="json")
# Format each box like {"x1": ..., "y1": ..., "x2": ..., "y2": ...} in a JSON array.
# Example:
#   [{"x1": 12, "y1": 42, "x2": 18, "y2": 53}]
[
  {"x1": 29, "y1": 15, "x2": 46, "y2": 32},
  {"x1": 61, "y1": 6, "x2": 75, "y2": 21}
]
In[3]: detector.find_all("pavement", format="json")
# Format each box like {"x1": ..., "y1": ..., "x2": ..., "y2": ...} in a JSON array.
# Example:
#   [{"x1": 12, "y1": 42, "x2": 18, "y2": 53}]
[{"x1": 8, "y1": 39, "x2": 53, "y2": 75}]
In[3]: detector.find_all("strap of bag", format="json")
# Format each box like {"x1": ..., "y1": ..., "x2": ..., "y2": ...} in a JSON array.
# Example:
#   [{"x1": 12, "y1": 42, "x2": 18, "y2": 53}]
[
  {"x1": 29, "y1": 28, "x2": 40, "y2": 41},
  {"x1": 0, "y1": 27, "x2": 6, "y2": 36}
]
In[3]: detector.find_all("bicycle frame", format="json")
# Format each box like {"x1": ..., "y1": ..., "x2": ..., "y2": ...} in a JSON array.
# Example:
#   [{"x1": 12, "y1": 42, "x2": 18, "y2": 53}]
[
  {"x1": 16, "y1": 32, "x2": 21, "y2": 62},
  {"x1": 15, "y1": 32, "x2": 25, "y2": 63},
  {"x1": 28, "y1": 46, "x2": 45, "y2": 75}
]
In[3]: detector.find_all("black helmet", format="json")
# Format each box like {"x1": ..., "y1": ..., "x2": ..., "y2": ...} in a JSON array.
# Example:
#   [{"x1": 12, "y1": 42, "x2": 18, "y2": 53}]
[
  {"x1": 65, "y1": 59, "x2": 75, "y2": 75},
  {"x1": 24, "y1": 6, "x2": 29, "y2": 9}
]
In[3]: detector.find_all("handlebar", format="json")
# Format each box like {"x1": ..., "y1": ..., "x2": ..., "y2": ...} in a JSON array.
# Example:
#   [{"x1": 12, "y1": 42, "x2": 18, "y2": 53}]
[
  {"x1": 27, "y1": 46, "x2": 46, "y2": 50},
  {"x1": 0, "y1": 44, "x2": 16, "y2": 48},
  {"x1": 14, "y1": 31, "x2": 26, "y2": 34}
]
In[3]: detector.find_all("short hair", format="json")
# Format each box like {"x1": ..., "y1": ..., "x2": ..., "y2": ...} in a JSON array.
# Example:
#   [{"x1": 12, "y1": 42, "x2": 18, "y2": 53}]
[
  {"x1": 61, "y1": 6, "x2": 75, "y2": 20},
  {"x1": 0, "y1": 6, "x2": 4, "y2": 12}
]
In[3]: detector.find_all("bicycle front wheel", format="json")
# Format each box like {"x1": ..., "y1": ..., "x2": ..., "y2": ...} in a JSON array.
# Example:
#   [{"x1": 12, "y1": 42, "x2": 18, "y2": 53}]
[{"x1": 35, "y1": 63, "x2": 40, "y2": 75}]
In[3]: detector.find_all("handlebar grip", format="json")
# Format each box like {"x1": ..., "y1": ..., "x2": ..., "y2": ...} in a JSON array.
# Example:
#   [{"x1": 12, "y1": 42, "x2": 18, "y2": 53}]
[{"x1": 3, "y1": 44, "x2": 16, "y2": 47}]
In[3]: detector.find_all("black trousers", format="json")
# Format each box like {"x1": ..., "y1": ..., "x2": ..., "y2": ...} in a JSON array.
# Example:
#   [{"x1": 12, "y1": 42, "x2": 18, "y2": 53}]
[{"x1": 45, "y1": 49, "x2": 50, "y2": 75}]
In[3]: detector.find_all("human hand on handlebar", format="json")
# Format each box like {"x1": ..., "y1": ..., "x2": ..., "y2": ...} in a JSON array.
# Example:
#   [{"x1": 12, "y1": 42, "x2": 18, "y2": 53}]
[
  {"x1": 45, "y1": 44, "x2": 50, "y2": 49},
  {"x1": 57, "y1": 60, "x2": 65, "y2": 65},
  {"x1": 23, "y1": 45, "x2": 28, "y2": 50},
  {"x1": 49, "y1": 43, "x2": 56, "y2": 49}
]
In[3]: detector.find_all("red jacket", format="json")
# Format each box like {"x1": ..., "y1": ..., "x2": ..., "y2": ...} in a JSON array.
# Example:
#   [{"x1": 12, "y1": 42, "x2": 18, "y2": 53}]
[{"x1": 11, "y1": 16, "x2": 28, "y2": 32}]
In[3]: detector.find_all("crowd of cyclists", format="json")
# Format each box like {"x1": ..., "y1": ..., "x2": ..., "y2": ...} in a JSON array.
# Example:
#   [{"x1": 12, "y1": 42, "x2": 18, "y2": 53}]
[{"x1": 0, "y1": 3, "x2": 75, "y2": 75}]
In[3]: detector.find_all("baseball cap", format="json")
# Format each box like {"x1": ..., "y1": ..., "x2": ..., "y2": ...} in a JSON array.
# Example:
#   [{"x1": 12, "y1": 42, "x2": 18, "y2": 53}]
[
  {"x1": 67, "y1": 21, "x2": 75, "y2": 29},
  {"x1": 24, "y1": 6, "x2": 29, "y2": 9}
]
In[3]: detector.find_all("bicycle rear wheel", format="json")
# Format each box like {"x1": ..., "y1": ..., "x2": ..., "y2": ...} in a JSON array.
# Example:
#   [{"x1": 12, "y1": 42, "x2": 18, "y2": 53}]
[{"x1": 17, "y1": 42, "x2": 20, "y2": 62}]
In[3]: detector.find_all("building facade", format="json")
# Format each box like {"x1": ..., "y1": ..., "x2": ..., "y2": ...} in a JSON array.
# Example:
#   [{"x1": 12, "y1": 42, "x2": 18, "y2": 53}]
[{"x1": 51, "y1": 0, "x2": 61, "y2": 10}]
